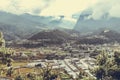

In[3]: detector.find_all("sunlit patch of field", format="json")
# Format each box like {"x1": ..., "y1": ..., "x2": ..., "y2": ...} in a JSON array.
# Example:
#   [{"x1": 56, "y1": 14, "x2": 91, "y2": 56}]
[
  {"x1": 60, "y1": 72, "x2": 72, "y2": 80},
  {"x1": 14, "y1": 68, "x2": 34, "y2": 74},
  {"x1": 12, "y1": 61, "x2": 27, "y2": 67}
]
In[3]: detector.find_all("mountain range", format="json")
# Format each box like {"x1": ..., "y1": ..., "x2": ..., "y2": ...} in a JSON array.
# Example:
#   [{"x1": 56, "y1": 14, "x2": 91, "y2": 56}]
[
  {"x1": 29, "y1": 29, "x2": 70, "y2": 41},
  {"x1": 76, "y1": 30, "x2": 120, "y2": 44},
  {"x1": 74, "y1": 10, "x2": 120, "y2": 34},
  {"x1": 0, "y1": 10, "x2": 120, "y2": 44},
  {"x1": 0, "y1": 11, "x2": 75, "y2": 41}
]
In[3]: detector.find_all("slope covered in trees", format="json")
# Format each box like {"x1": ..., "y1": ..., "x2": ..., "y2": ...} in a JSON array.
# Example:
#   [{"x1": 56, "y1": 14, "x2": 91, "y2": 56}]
[{"x1": 93, "y1": 50, "x2": 120, "y2": 80}]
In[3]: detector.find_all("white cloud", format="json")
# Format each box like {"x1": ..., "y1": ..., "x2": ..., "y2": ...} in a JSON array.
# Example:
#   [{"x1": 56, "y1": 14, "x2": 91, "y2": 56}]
[
  {"x1": 0, "y1": 0, "x2": 97, "y2": 16},
  {"x1": 0, "y1": 0, "x2": 119, "y2": 20},
  {"x1": 109, "y1": 4, "x2": 120, "y2": 18},
  {"x1": 87, "y1": 0, "x2": 120, "y2": 19},
  {"x1": 0, "y1": 0, "x2": 53, "y2": 15},
  {"x1": 40, "y1": 0, "x2": 97, "y2": 17}
]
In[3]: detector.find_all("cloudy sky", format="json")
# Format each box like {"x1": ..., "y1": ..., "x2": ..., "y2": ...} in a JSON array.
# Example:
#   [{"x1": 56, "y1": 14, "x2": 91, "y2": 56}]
[{"x1": 0, "y1": 0, "x2": 120, "y2": 21}]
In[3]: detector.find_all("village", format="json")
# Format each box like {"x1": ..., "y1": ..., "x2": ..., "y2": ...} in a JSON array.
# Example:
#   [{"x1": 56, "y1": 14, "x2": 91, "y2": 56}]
[{"x1": 1, "y1": 31, "x2": 120, "y2": 80}]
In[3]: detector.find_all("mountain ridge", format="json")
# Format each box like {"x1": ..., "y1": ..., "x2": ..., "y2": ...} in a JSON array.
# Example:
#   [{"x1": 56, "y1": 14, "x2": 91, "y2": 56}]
[
  {"x1": 74, "y1": 10, "x2": 120, "y2": 33},
  {"x1": 0, "y1": 11, "x2": 75, "y2": 41}
]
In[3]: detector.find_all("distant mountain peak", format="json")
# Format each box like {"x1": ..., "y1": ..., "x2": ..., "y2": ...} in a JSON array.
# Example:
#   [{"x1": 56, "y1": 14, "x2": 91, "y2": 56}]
[{"x1": 74, "y1": 14, "x2": 120, "y2": 33}]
